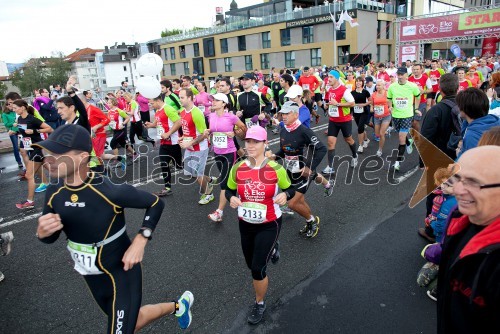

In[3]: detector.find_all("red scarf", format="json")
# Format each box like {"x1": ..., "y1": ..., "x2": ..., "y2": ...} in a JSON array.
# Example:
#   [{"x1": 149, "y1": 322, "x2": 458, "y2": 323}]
[{"x1": 285, "y1": 119, "x2": 301, "y2": 132}]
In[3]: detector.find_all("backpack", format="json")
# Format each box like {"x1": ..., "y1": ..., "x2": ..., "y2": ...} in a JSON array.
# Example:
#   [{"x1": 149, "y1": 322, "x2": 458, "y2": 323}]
[{"x1": 441, "y1": 99, "x2": 462, "y2": 151}]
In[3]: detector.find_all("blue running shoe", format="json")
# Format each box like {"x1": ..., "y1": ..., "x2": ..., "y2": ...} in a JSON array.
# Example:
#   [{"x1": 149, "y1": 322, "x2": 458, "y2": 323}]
[
  {"x1": 120, "y1": 156, "x2": 127, "y2": 171},
  {"x1": 176, "y1": 291, "x2": 194, "y2": 330},
  {"x1": 35, "y1": 183, "x2": 48, "y2": 193}
]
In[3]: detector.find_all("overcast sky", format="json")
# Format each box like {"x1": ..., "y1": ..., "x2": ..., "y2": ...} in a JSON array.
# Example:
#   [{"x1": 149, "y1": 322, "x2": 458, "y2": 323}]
[{"x1": 0, "y1": 0, "x2": 258, "y2": 63}]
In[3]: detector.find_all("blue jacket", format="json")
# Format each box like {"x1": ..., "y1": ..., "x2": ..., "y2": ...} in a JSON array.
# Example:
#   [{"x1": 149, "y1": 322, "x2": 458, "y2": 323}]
[
  {"x1": 458, "y1": 114, "x2": 500, "y2": 158},
  {"x1": 431, "y1": 194, "x2": 457, "y2": 243},
  {"x1": 299, "y1": 105, "x2": 311, "y2": 128}
]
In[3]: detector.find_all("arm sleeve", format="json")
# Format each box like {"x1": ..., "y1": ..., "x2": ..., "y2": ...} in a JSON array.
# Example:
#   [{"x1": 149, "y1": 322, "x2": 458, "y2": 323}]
[
  {"x1": 387, "y1": 86, "x2": 393, "y2": 99},
  {"x1": 118, "y1": 109, "x2": 129, "y2": 119},
  {"x1": 274, "y1": 163, "x2": 296, "y2": 199},
  {"x1": 304, "y1": 128, "x2": 327, "y2": 171},
  {"x1": 111, "y1": 184, "x2": 165, "y2": 231},
  {"x1": 165, "y1": 105, "x2": 180, "y2": 122},
  {"x1": 343, "y1": 90, "x2": 355, "y2": 103},
  {"x1": 225, "y1": 164, "x2": 239, "y2": 201},
  {"x1": 260, "y1": 93, "x2": 272, "y2": 112},
  {"x1": 192, "y1": 107, "x2": 207, "y2": 133},
  {"x1": 71, "y1": 94, "x2": 90, "y2": 132},
  {"x1": 39, "y1": 186, "x2": 62, "y2": 244},
  {"x1": 96, "y1": 108, "x2": 110, "y2": 126},
  {"x1": 3, "y1": 113, "x2": 15, "y2": 130}
]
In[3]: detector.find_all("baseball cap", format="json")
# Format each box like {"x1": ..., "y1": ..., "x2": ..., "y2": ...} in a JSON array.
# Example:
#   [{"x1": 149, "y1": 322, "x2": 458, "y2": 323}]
[
  {"x1": 396, "y1": 67, "x2": 408, "y2": 74},
  {"x1": 285, "y1": 85, "x2": 303, "y2": 98},
  {"x1": 328, "y1": 70, "x2": 340, "y2": 80},
  {"x1": 212, "y1": 92, "x2": 228, "y2": 104},
  {"x1": 365, "y1": 76, "x2": 374, "y2": 82},
  {"x1": 239, "y1": 73, "x2": 256, "y2": 80},
  {"x1": 303, "y1": 66, "x2": 310, "y2": 71},
  {"x1": 245, "y1": 125, "x2": 267, "y2": 142},
  {"x1": 32, "y1": 124, "x2": 92, "y2": 154},
  {"x1": 280, "y1": 101, "x2": 300, "y2": 114}
]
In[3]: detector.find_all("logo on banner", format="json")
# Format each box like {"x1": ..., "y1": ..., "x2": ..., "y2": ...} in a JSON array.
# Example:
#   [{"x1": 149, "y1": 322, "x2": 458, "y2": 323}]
[
  {"x1": 439, "y1": 21, "x2": 453, "y2": 33},
  {"x1": 402, "y1": 46, "x2": 416, "y2": 54},
  {"x1": 402, "y1": 25, "x2": 416, "y2": 36}
]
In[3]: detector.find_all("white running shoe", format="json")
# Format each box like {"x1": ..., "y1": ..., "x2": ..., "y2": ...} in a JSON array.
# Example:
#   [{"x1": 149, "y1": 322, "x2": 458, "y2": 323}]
[
  {"x1": 208, "y1": 210, "x2": 223, "y2": 222},
  {"x1": 376, "y1": 150, "x2": 383, "y2": 157},
  {"x1": 198, "y1": 193, "x2": 215, "y2": 205},
  {"x1": 350, "y1": 157, "x2": 358, "y2": 168},
  {"x1": 363, "y1": 139, "x2": 370, "y2": 148},
  {"x1": 393, "y1": 161, "x2": 401, "y2": 171},
  {"x1": 321, "y1": 166, "x2": 335, "y2": 174},
  {"x1": 357, "y1": 146, "x2": 364, "y2": 153}
]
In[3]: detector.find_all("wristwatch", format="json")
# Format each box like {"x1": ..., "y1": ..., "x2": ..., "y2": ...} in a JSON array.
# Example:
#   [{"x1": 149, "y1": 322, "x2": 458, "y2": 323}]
[{"x1": 138, "y1": 228, "x2": 152, "y2": 240}]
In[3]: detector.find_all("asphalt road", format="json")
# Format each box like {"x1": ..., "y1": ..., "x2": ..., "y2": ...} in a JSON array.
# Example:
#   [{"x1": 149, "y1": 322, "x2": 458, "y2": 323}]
[{"x1": 0, "y1": 119, "x2": 436, "y2": 333}]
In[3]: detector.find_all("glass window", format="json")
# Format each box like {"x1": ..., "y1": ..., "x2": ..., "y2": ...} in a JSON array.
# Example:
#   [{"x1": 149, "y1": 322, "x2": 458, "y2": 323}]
[
  {"x1": 163, "y1": 48, "x2": 168, "y2": 60},
  {"x1": 224, "y1": 57, "x2": 232, "y2": 72},
  {"x1": 311, "y1": 48, "x2": 322, "y2": 67},
  {"x1": 163, "y1": 64, "x2": 168, "y2": 76},
  {"x1": 209, "y1": 59, "x2": 217, "y2": 73},
  {"x1": 281, "y1": 29, "x2": 291, "y2": 46},
  {"x1": 170, "y1": 47, "x2": 176, "y2": 60},
  {"x1": 260, "y1": 53, "x2": 270, "y2": 70},
  {"x1": 336, "y1": 23, "x2": 346, "y2": 41},
  {"x1": 170, "y1": 63, "x2": 176, "y2": 76},
  {"x1": 179, "y1": 46, "x2": 186, "y2": 59},
  {"x1": 193, "y1": 43, "x2": 200, "y2": 57},
  {"x1": 245, "y1": 55, "x2": 253, "y2": 71},
  {"x1": 238, "y1": 36, "x2": 246, "y2": 52},
  {"x1": 184, "y1": 62, "x2": 189, "y2": 75},
  {"x1": 285, "y1": 51, "x2": 295, "y2": 68},
  {"x1": 262, "y1": 32, "x2": 271, "y2": 49},
  {"x1": 221, "y1": 38, "x2": 228, "y2": 54},
  {"x1": 338, "y1": 46, "x2": 350, "y2": 65},
  {"x1": 303, "y1": 26, "x2": 314, "y2": 44},
  {"x1": 123, "y1": 66, "x2": 127, "y2": 71}
]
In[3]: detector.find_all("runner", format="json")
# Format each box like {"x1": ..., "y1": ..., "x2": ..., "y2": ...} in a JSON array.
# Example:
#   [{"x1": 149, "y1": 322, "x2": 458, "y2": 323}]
[
  {"x1": 193, "y1": 81, "x2": 213, "y2": 121},
  {"x1": 387, "y1": 67, "x2": 421, "y2": 171},
  {"x1": 321, "y1": 70, "x2": 358, "y2": 175},
  {"x1": 107, "y1": 97, "x2": 139, "y2": 162},
  {"x1": 236, "y1": 73, "x2": 272, "y2": 129},
  {"x1": 144, "y1": 96, "x2": 182, "y2": 197},
  {"x1": 350, "y1": 77, "x2": 371, "y2": 153},
  {"x1": 34, "y1": 125, "x2": 193, "y2": 333},
  {"x1": 284, "y1": 86, "x2": 311, "y2": 128},
  {"x1": 160, "y1": 80, "x2": 183, "y2": 113},
  {"x1": 84, "y1": 95, "x2": 110, "y2": 158},
  {"x1": 12, "y1": 100, "x2": 53, "y2": 209},
  {"x1": 225, "y1": 125, "x2": 295, "y2": 325},
  {"x1": 408, "y1": 63, "x2": 432, "y2": 132},
  {"x1": 178, "y1": 88, "x2": 216, "y2": 205},
  {"x1": 267, "y1": 101, "x2": 332, "y2": 238},
  {"x1": 123, "y1": 92, "x2": 155, "y2": 149},
  {"x1": 426, "y1": 59, "x2": 446, "y2": 109},
  {"x1": 297, "y1": 67, "x2": 320, "y2": 96},
  {"x1": 205, "y1": 93, "x2": 247, "y2": 222},
  {"x1": 370, "y1": 80, "x2": 392, "y2": 157},
  {"x1": 456, "y1": 67, "x2": 472, "y2": 92}
]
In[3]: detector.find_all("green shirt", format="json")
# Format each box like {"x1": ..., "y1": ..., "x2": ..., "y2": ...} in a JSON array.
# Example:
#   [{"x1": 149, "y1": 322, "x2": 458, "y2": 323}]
[{"x1": 387, "y1": 81, "x2": 420, "y2": 119}]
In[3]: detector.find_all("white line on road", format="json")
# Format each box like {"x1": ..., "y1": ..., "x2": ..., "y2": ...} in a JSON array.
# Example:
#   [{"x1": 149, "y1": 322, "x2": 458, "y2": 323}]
[
  {"x1": 0, "y1": 212, "x2": 42, "y2": 228},
  {"x1": 395, "y1": 166, "x2": 420, "y2": 184}
]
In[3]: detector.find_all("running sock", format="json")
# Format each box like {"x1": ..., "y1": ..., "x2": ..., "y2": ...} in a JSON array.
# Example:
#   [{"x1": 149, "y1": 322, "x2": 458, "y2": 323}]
[
  {"x1": 349, "y1": 143, "x2": 357, "y2": 157},
  {"x1": 397, "y1": 144, "x2": 406, "y2": 161},
  {"x1": 327, "y1": 149, "x2": 336, "y2": 167},
  {"x1": 27, "y1": 199, "x2": 33, "y2": 203},
  {"x1": 307, "y1": 215, "x2": 315, "y2": 222},
  {"x1": 256, "y1": 300, "x2": 265, "y2": 305},
  {"x1": 216, "y1": 209, "x2": 223, "y2": 214}
]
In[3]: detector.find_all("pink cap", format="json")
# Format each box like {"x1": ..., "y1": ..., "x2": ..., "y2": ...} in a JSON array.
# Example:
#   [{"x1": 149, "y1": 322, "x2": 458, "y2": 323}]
[{"x1": 245, "y1": 125, "x2": 267, "y2": 142}]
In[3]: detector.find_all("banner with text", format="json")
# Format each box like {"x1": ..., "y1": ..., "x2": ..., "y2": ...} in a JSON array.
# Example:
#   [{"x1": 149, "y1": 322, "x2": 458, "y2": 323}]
[{"x1": 399, "y1": 44, "x2": 419, "y2": 62}]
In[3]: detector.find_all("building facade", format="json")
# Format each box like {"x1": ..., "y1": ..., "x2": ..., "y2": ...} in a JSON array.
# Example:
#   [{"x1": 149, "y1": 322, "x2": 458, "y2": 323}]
[{"x1": 65, "y1": 48, "x2": 103, "y2": 91}]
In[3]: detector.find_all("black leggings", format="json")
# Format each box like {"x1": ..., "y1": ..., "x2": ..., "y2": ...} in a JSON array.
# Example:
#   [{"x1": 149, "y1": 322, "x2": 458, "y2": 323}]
[
  {"x1": 110, "y1": 129, "x2": 130, "y2": 150},
  {"x1": 353, "y1": 112, "x2": 370, "y2": 134},
  {"x1": 159, "y1": 144, "x2": 182, "y2": 188},
  {"x1": 214, "y1": 152, "x2": 237, "y2": 190},
  {"x1": 129, "y1": 121, "x2": 144, "y2": 144},
  {"x1": 239, "y1": 218, "x2": 282, "y2": 280}
]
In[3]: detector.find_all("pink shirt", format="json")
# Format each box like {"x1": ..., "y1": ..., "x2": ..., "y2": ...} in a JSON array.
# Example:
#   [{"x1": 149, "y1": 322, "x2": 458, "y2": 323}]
[
  {"x1": 136, "y1": 94, "x2": 150, "y2": 112},
  {"x1": 209, "y1": 112, "x2": 239, "y2": 155},
  {"x1": 194, "y1": 92, "x2": 213, "y2": 117}
]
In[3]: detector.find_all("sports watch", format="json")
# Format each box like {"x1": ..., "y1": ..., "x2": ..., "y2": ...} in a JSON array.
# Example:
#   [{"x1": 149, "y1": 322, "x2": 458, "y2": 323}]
[{"x1": 138, "y1": 228, "x2": 152, "y2": 240}]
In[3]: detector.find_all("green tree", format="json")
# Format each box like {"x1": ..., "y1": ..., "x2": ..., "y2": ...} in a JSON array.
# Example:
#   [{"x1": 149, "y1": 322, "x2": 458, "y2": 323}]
[
  {"x1": 161, "y1": 28, "x2": 183, "y2": 37},
  {"x1": 0, "y1": 81, "x2": 7, "y2": 99},
  {"x1": 46, "y1": 52, "x2": 72, "y2": 87}
]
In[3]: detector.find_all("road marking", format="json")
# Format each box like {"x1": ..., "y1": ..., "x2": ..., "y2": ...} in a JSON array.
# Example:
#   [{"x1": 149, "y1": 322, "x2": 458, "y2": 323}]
[
  {"x1": 0, "y1": 212, "x2": 42, "y2": 228},
  {"x1": 395, "y1": 166, "x2": 419, "y2": 184}
]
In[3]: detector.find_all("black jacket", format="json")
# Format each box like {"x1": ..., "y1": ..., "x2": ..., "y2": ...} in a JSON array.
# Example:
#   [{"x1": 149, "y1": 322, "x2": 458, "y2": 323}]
[
  {"x1": 437, "y1": 215, "x2": 500, "y2": 334},
  {"x1": 420, "y1": 96, "x2": 457, "y2": 159}
]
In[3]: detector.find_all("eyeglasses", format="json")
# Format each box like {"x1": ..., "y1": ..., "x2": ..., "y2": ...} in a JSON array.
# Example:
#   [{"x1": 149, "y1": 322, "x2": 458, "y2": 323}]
[{"x1": 449, "y1": 174, "x2": 500, "y2": 191}]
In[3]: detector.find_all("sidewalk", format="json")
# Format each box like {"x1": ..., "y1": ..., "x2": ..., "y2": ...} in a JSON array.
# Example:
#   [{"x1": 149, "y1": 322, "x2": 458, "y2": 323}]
[{"x1": 0, "y1": 131, "x2": 13, "y2": 154}]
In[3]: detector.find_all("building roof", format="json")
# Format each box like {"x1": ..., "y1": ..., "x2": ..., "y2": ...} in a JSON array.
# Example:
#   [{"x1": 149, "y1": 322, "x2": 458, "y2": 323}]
[
  {"x1": 0, "y1": 76, "x2": 10, "y2": 81},
  {"x1": 65, "y1": 48, "x2": 103, "y2": 62}
]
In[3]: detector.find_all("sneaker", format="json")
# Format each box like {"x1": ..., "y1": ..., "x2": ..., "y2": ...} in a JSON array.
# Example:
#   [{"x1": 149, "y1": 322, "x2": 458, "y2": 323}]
[
  {"x1": 208, "y1": 210, "x2": 223, "y2": 222},
  {"x1": 271, "y1": 241, "x2": 280, "y2": 264},
  {"x1": 247, "y1": 302, "x2": 266, "y2": 325},
  {"x1": 392, "y1": 161, "x2": 400, "y2": 171},
  {"x1": 176, "y1": 291, "x2": 194, "y2": 330},
  {"x1": 205, "y1": 180, "x2": 214, "y2": 196},
  {"x1": 18, "y1": 170, "x2": 26, "y2": 177},
  {"x1": 322, "y1": 166, "x2": 335, "y2": 174},
  {"x1": 198, "y1": 193, "x2": 215, "y2": 205},
  {"x1": 324, "y1": 179, "x2": 334, "y2": 197},
  {"x1": 406, "y1": 138, "x2": 414, "y2": 155},
  {"x1": 350, "y1": 157, "x2": 358, "y2": 168},
  {"x1": 376, "y1": 149, "x2": 382, "y2": 157},
  {"x1": 417, "y1": 262, "x2": 439, "y2": 287},
  {"x1": 155, "y1": 188, "x2": 173, "y2": 197},
  {"x1": 35, "y1": 183, "x2": 48, "y2": 193},
  {"x1": 427, "y1": 289, "x2": 437, "y2": 302},
  {"x1": 363, "y1": 139, "x2": 370, "y2": 148},
  {"x1": 132, "y1": 153, "x2": 140, "y2": 162},
  {"x1": 299, "y1": 222, "x2": 311, "y2": 235},
  {"x1": 280, "y1": 204, "x2": 294, "y2": 215},
  {"x1": 306, "y1": 216, "x2": 320, "y2": 238},
  {"x1": 16, "y1": 200, "x2": 34, "y2": 210},
  {"x1": 357, "y1": 145, "x2": 364, "y2": 153},
  {"x1": 120, "y1": 156, "x2": 127, "y2": 171},
  {"x1": 18, "y1": 164, "x2": 24, "y2": 169},
  {"x1": 0, "y1": 231, "x2": 14, "y2": 256}
]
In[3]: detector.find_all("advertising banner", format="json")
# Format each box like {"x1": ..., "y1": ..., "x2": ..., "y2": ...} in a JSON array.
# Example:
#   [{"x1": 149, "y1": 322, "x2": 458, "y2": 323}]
[
  {"x1": 400, "y1": 44, "x2": 419, "y2": 62},
  {"x1": 400, "y1": 8, "x2": 500, "y2": 43},
  {"x1": 482, "y1": 37, "x2": 499, "y2": 57}
]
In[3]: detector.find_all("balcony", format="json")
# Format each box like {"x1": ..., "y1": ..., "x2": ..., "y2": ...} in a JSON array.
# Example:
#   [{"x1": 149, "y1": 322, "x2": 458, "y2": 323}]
[{"x1": 151, "y1": 1, "x2": 395, "y2": 44}]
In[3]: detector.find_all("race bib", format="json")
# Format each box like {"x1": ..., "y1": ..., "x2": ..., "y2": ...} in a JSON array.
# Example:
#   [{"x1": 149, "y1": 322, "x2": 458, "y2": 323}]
[
  {"x1": 183, "y1": 136, "x2": 193, "y2": 146},
  {"x1": 245, "y1": 118, "x2": 257, "y2": 128},
  {"x1": 285, "y1": 155, "x2": 301, "y2": 173},
  {"x1": 109, "y1": 120, "x2": 116, "y2": 129},
  {"x1": 238, "y1": 202, "x2": 267, "y2": 224},
  {"x1": 394, "y1": 98, "x2": 408, "y2": 110},
  {"x1": 18, "y1": 124, "x2": 27, "y2": 131},
  {"x1": 328, "y1": 105, "x2": 340, "y2": 118},
  {"x1": 67, "y1": 240, "x2": 102, "y2": 275},
  {"x1": 302, "y1": 84, "x2": 310, "y2": 90},
  {"x1": 212, "y1": 132, "x2": 228, "y2": 149},
  {"x1": 22, "y1": 136, "x2": 33, "y2": 150},
  {"x1": 157, "y1": 126, "x2": 165, "y2": 138},
  {"x1": 374, "y1": 105, "x2": 385, "y2": 116},
  {"x1": 353, "y1": 106, "x2": 364, "y2": 114}
]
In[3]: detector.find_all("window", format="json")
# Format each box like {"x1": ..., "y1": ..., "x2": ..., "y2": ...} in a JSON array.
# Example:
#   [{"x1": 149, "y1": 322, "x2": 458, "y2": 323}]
[
  {"x1": 209, "y1": 59, "x2": 217, "y2": 73},
  {"x1": 238, "y1": 36, "x2": 246, "y2": 51},
  {"x1": 262, "y1": 32, "x2": 271, "y2": 48},
  {"x1": 338, "y1": 46, "x2": 350, "y2": 65},
  {"x1": 183, "y1": 62, "x2": 189, "y2": 75},
  {"x1": 179, "y1": 46, "x2": 186, "y2": 59},
  {"x1": 193, "y1": 57, "x2": 204, "y2": 75},
  {"x1": 281, "y1": 29, "x2": 291, "y2": 46},
  {"x1": 163, "y1": 64, "x2": 168, "y2": 76},
  {"x1": 260, "y1": 53, "x2": 270, "y2": 70},
  {"x1": 203, "y1": 37, "x2": 215, "y2": 57},
  {"x1": 163, "y1": 48, "x2": 168, "y2": 60},
  {"x1": 125, "y1": 77, "x2": 128, "y2": 82},
  {"x1": 123, "y1": 66, "x2": 127, "y2": 71},
  {"x1": 224, "y1": 57, "x2": 232, "y2": 72},
  {"x1": 311, "y1": 48, "x2": 322, "y2": 66},
  {"x1": 302, "y1": 26, "x2": 314, "y2": 44},
  {"x1": 193, "y1": 43, "x2": 200, "y2": 57},
  {"x1": 336, "y1": 22, "x2": 346, "y2": 40},
  {"x1": 221, "y1": 38, "x2": 228, "y2": 54},
  {"x1": 170, "y1": 64, "x2": 176, "y2": 76},
  {"x1": 245, "y1": 55, "x2": 253, "y2": 71},
  {"x1": 285, "y1": 51, "x2": 295, "y2": 68},
  {"x1": 134, "y1": 63, "x2": 136, "y2": 69},
  {"x1": 170, "y1": 47, "x2": 176, "y2": 60}
]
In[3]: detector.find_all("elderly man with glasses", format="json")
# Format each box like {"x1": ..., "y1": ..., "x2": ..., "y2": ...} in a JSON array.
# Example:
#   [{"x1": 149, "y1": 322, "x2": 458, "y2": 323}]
[{"x1": 437, "y1": 145, "x2": 500, "y2": 334}]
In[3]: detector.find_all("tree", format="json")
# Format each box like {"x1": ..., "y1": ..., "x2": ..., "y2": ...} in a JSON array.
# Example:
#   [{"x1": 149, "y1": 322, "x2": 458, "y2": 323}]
[
  {"x1": 47, "y1": 52, "x2": 72, "y2": 88},
  {"x1": 0, "y1": 81, "x2": 7, "y2": 100},
  {"x1": 160, "y1": 27, "x2": 206, "y2": 37}
]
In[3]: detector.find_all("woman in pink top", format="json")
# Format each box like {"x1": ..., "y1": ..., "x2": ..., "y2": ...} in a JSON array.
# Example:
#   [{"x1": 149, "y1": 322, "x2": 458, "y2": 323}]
[
  {"x1": 204, "y1": 93, "x2": 247, "y2": 222},
  {"x1": 370, "y1": 79, "x2": 392, "y2": 157},
  {"x1": 194, "y1": 82, "x2": 213, "y2": 117}
]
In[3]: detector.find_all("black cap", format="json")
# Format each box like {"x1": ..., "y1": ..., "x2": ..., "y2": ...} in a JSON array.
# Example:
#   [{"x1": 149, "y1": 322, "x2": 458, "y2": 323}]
[
  {"x1": 239, "y1": 72, "x2": 256, "y2": 80},
  {"x1": 303, "y1": 66, "x2": 310, "y2": 71},
  {"x1": 396, "y1": 67, "x2": 408, "y2": 74},
  {"x1": 32, "y1": 124, "x2": 92, "y2": 154},
  {"x1": 365, "y1": 76, "x2": 374, "y2": 82}
]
